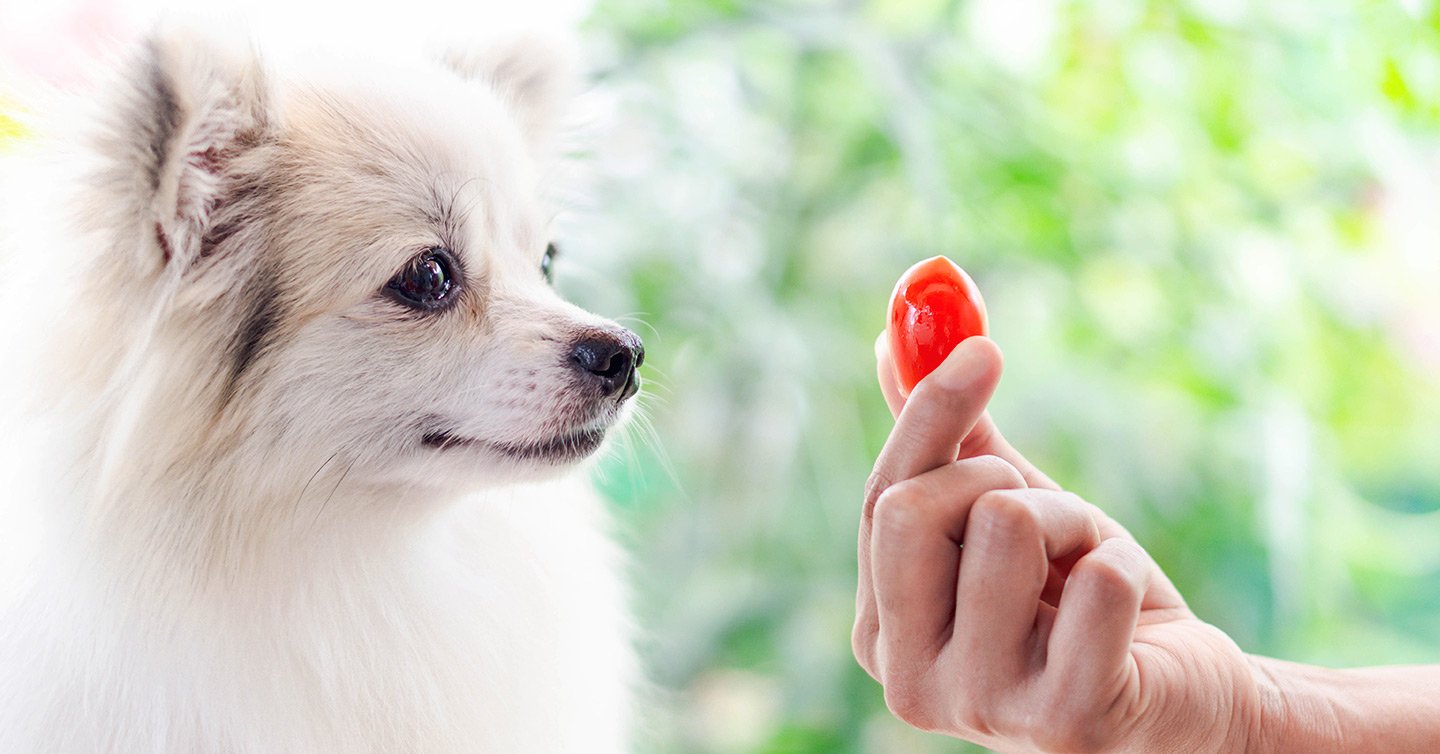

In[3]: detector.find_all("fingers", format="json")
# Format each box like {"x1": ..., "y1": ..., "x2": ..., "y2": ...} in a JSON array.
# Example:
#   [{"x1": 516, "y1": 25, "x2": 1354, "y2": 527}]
[
  {"x1": 952, "y1": 489, "x2": 1101, "y2": 678},
  {"x1": 875, "y1": 333, "x2": 905, "y2": 417},
  {"x1": 1046, "y1": 537, "x2": 1151, "y2": 697},
  {"x1": 872, "y1": 331, "x2": 1059, "y2": 491},
  {"x1": 867, "y1": 336, "x2": 1005, "y2": 512},
  {"x1": 1080, "y1": 504, "x2": 1186, "y2": 611},
  {"x1": 858, "y1": 336, "x2": 1006, "y2": 677},
  {"x1": 870, "y1": 456, "x2": 1028, "y2": 677}
]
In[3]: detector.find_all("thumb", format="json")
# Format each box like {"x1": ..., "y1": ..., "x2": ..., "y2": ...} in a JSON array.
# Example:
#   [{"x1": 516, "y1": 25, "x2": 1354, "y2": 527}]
[
  {"x1": 872, "y1": 336, "x2": 1007, "y2": 491},
  {"x1": 879, "y1": 334, "x2": 1063, "y2": 491},
  {"x1": 924, "y1": 334, "x2": 1005, "y2": 403},
  {"x1": 875, "y1": 333, "x2": 1005, "y2": 418}
]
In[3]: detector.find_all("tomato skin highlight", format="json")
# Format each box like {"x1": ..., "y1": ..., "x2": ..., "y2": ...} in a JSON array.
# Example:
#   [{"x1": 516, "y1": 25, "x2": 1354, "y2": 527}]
[{"x1": 886, "y1": 256, "x2": 988, "y2": 396}]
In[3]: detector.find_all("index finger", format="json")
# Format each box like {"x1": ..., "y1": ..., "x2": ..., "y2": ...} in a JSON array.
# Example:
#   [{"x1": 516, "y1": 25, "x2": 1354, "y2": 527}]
[{"x1": 864, "y1": 335, "x2": 1006, "y2": 517}]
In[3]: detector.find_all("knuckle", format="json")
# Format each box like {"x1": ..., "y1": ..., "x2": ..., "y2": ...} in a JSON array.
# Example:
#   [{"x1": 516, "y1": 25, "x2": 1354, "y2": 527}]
[
  {"x1": 951, "y1": 688, "x2": 993, "y2": 735},
  {"x1": 1035, "y1": 703, "x2": 1113, "y2": 754},
  {"x1": 970, "y1": 489, "x2": 1039, "y2": 541},
  {"x1": 1076, "y1": 542, "x2": 1144, "y2": 598},
  {"x1": 1109, "y1": 536, "x2": 1148, "y2": 562},
  {"x1": 863, "y1": 469, "x2": 893, "y2": 514},
  {"x1": 882, "y1": 677, "x2": 938, "y2": 731},
  {"x1": 961, "y1": 453, "x2": 1026, "y2": 490},
  {"x1": 851, "y1": 619, "x2": 879, "y2": 679},
  {"x1": 1056, "y1": 492, "x2": 1102, "y2": 539},
  {"x1": 872, "y1": 482, "x2": 926, "y2": 534}
]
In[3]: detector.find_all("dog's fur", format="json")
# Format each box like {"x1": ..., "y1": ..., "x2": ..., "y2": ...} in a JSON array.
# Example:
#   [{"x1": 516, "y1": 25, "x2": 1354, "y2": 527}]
[{"x1": 0, "y1": 29, "x2": 636, "y2": 752}]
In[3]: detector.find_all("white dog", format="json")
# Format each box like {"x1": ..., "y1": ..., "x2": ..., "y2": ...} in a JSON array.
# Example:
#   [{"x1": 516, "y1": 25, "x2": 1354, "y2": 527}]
[{"x1": 0, "y1": 28, "x2": 638, "y2": 753}]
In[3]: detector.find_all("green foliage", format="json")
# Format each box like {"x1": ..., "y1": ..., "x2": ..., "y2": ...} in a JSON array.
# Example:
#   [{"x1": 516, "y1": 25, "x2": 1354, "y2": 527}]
[
  {"x1": 575, "y1": 0, "x2": 1440, "y2": 750},
  {"x1": 584, "y1": 0, "x2": 1440, "y2": 749}
]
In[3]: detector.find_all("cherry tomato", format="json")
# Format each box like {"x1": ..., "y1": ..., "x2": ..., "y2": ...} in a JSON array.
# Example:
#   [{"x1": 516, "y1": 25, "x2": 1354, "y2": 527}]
[{"x1": 886, "y1": 255, "x2": 988, "y2": 396}]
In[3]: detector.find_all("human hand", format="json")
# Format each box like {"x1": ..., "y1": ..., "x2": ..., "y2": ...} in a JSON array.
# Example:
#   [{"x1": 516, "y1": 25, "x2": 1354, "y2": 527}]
[{"x1": 854, "y1": 336, "x2": 1267, "y2": 752}]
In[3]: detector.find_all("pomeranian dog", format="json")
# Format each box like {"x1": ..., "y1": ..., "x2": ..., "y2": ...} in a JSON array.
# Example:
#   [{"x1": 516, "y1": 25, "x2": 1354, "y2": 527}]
[{"x1": 0, "y1": 27, "x2": 639, "y2": 753}]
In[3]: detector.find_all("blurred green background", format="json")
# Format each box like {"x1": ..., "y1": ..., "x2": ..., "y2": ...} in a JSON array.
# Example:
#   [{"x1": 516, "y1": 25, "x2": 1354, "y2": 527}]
[
  {"x1": 564, "y1": 0, "x2": 1440, "y2": 752},
  {"x1": 6, "y1": 1, "x2": 1440, "y2": 751}
]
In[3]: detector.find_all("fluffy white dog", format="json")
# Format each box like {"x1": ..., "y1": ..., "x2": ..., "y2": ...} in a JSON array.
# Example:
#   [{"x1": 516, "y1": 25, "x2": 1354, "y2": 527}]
[{"x1": 0, "y1": 28, "x2": 638, "y2": 753}]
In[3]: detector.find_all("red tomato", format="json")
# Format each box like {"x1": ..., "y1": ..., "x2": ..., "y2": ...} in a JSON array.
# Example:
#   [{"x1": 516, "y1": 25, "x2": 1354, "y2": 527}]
[{"x1": 886, "y1": 256, "x2": 988, "y2": 396}]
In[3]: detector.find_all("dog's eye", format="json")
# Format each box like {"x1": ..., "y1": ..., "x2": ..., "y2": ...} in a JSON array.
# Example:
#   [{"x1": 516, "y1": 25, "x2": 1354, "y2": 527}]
[
  {"x1": 541, "y1": 243, "x2": 557, "y2": 285},
  {"x1": 387, "y1": 248, "x2": 458, "y2": 310}
]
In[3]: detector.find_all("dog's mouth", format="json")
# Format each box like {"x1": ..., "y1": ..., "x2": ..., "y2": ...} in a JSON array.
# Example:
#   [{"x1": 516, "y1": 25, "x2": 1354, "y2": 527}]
[{"x1": 421, "y1": 426, "x2": 609, "y2": 462}]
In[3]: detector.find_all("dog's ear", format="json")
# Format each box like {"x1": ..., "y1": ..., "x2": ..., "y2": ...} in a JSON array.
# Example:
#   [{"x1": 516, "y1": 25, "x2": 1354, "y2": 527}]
[
  {"x1": 115, "y1": 28, "x2": 272, "y2": 273},
  {"x1": 443, "y1": 32, "x2": 578, "y2": 150}
]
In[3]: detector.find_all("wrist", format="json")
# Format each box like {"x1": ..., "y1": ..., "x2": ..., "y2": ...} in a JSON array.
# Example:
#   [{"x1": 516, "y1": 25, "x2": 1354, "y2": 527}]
[
  {"x1": 1245, "y1": 654, "x2": 1347, "y2": 753},
  {"x1": 1243, "y1": 654, "x2": 1430, "y2": 753}
]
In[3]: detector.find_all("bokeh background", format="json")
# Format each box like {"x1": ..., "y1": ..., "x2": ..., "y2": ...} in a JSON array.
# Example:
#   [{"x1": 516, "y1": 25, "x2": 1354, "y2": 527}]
[{"x1": 7, "y1": 1, "x2": 1440, "y2": 752}]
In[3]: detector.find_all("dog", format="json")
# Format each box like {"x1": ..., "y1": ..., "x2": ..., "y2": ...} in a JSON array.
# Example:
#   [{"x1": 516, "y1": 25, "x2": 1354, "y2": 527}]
[{"x1": 0, "y1": 27, "x2": 639, "y2": 753}]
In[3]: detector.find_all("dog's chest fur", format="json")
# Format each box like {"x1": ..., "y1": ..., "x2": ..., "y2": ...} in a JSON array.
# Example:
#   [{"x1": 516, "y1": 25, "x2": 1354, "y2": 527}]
[{"x1": 0, "y1": 481, "x2": 632, "y2": 753}]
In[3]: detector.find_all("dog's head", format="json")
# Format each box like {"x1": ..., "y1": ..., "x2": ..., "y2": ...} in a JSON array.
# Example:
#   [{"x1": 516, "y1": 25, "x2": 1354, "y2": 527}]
[{"x1": 69, "y1": 30, "x2": 641, "y2": 501}]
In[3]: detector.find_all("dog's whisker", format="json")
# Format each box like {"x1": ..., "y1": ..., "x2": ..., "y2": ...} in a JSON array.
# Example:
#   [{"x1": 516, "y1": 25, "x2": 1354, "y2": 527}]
[
  {"x1": 295, "y1": 450, "x2": 341, "y2": 518},
  {"x1": 638, "y1": 416, "x2": 678, "y2": 490},
  {"x1": 313, "y1": 458, "x2": 356, "y2": 529},
  {"x1": 612, "y1": 314, "x2": 661, "y2": 343}
]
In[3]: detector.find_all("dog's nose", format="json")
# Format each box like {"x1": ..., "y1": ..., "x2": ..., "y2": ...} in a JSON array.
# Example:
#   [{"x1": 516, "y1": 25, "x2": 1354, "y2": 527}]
[{"x1": 569, "y1": 330, "x2": 644, "y2": 401}]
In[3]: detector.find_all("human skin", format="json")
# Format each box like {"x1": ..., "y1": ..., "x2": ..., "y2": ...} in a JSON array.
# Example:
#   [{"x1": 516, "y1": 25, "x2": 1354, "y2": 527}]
[{"x1": 854, "y1": 335, "x2": 1440, "y2": 752}]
